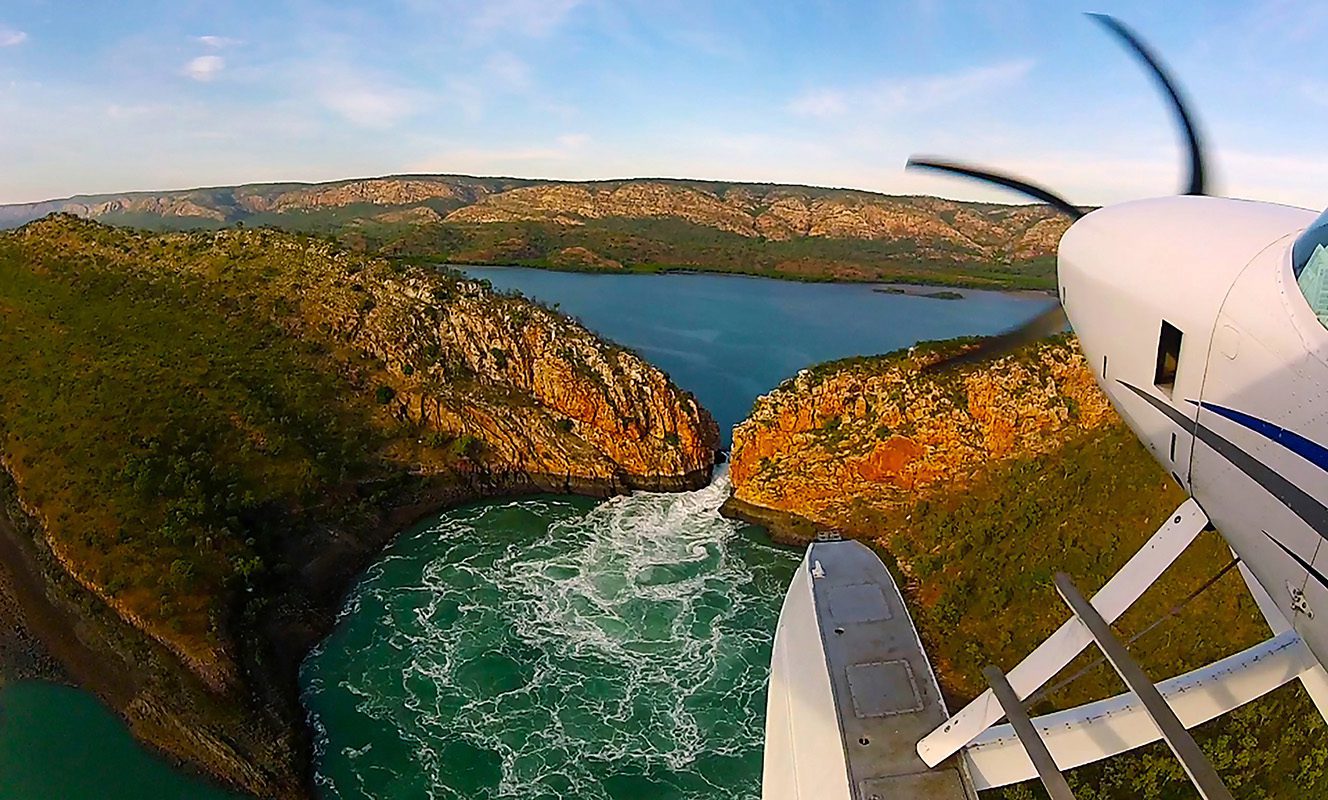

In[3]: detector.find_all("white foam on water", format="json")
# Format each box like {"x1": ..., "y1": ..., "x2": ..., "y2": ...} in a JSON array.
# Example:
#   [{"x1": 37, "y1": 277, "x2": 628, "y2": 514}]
[{"x1": 304, "y1": 468, "x2": 796, "y2": 800}]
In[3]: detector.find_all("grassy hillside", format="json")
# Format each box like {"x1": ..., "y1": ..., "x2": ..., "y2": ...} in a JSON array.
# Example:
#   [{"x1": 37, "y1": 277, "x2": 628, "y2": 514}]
[
  {"x1": 0, "y1": 221, "x2": 398, "y2": 662},
  {"x1": 879, "y1": 425, "x2": 1328, "y2": 799},
  {"x1": 0, "y1": 176, "x2": 1068, "y2": 290},
  {"x1": 370, "y1": 217, "x2": 1058, "y2": 290},
  {"x1": 0, "y1": 214, "x2": 718, "y2": 796}
]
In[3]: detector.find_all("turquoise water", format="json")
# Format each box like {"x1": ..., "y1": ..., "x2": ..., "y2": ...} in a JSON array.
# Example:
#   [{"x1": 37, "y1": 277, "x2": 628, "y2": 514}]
[
  {"x1": 300, "y1": 270, "x2": 1052, "y2": 799},
  {"x1": 0, "y1": 681, "x2": 238, "y2": 799},
  {"x1": 0, "y1": 269, "x2": 1050, "y2": 799},
  {"x1": 303, "y1": 475, "x2": 794, "y2": 800}
]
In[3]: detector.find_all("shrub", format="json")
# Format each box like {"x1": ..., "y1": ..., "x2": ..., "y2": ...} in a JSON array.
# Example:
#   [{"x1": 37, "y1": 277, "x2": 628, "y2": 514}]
[
  {"x1": 448, "y1": 434, "x2": 482, "y2": 459},
  {"x1": 375, "y1": 385, "x2": 396, "y2": 404}
]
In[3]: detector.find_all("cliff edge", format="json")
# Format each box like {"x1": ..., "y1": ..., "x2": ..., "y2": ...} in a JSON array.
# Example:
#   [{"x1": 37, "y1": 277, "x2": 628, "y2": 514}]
[
  {"x1": 727, "y1": 336, "x2": 1114, "y2": 540},
  {"x1": 0, "y1": 215, "x2": 717, "y2": 797}
]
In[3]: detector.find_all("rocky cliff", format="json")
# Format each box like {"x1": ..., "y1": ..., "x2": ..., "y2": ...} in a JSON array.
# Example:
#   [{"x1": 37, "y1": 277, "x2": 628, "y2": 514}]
[
  {"x1": 727, "y1": 336, "x2": 1113, "y2": 539},
  {"x1": 0, "y1": 214, "x2": 717, "y2": 798},
  {"x1": 0, "y1": 176, "x2": 1069, "y2": 288},
  {"x1": 724, "y1": 336, "x2": 1328, "y2": 798}
]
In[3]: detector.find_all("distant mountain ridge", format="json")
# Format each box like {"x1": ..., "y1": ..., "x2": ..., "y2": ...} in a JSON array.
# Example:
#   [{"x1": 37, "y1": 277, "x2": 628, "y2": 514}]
[
  {"x1": 0, "y1": 174, "x2": 532, "y2": 227},
  {"x1": 0, "y1": 175, "x2": 1070, "y2": 288}
]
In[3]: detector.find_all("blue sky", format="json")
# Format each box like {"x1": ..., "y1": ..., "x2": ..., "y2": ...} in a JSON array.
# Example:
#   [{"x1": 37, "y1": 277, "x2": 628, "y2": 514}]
[{"x1": 0, "y1": 1, "x2": 1325, "y2": 208}]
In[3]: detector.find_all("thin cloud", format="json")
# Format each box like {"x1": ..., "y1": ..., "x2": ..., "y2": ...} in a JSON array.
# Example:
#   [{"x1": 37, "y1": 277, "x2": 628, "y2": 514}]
[
  {"x1": 183, "y1": 55, "x2": 225, "y2": 81},
  {"x1": 788, "y1": 89, "x2": 847, "y2": 118},
  {"x1": 318, "y1": 84, "x2": 421, "y2": 129},
  {"x1": 196, "y1": 35, "x2": 241, "y2": 49},
  {"x1": 399, "y1": 0, "x2": 584, "y2": 41},
  {"x1": 408, "y1": 133, "x2": 593, "y2": 173},
  {"x1": 484, "y1": 51, "x2": 531, "y2": 90},
  {"x1": 1302, "y1": 80, "x2": 1328, "y2": 107},
  {"x1": 0, "y1": 27, "x2": 27, "y2": 47},
  {"x1": 789, "y1": 59, "x2": 1035, "y2": 119}
]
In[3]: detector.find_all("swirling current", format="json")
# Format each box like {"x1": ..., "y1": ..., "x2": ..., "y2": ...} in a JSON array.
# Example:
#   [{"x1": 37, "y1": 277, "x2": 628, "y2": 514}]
[{"x1": 302, "y1": 472, "x2": 800, "y2": 800}]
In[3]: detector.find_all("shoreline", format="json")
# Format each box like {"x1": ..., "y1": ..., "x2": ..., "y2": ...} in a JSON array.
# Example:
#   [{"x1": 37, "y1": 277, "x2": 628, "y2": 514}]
[
  {"x1": 718, "y1": 493, "x2": 832, "y2": 546},
  {"x1": 0, "y1": 461, "x2": 715, "y2": 800},
  {"x1": 415, "y1": 257, "x2": 1059, "y2": 295}
]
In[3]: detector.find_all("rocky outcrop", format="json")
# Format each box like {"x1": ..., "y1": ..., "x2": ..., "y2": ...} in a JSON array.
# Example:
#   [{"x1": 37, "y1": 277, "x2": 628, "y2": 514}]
[
  {"x1": 298, "y1": 255, "x2": 717, "y2": 492},
  {"x1": 446, "y1": 182, "x2": 760, "y2": 235},
  {"x1": 726, "y1": 337, "x2": 1112, "y2": 541},
  {"x1": 0, "y1": 176, "x2": 531, "y2": 228},
  {"x1": 445, "y1": 181, "x2": 1068, "y2": 259},
  {"x1": 371, "y1": 205, "x2": 444, "y2": 225},
  {"x1": 263, "y1": 179, "x2": 482, "y2": 211}
]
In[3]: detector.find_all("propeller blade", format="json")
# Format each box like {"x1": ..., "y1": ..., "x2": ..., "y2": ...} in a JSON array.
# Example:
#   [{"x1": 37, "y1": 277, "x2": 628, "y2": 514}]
[
  {"x1": 906, "y1": 157, "x2": 1084, "y2": 220},
  {"x1": 1089, "y1": 13, "x2": 1207, "y2": 196},
  {"x1": 919, "y1": 305, "x2": 1069, "y2": 374}
]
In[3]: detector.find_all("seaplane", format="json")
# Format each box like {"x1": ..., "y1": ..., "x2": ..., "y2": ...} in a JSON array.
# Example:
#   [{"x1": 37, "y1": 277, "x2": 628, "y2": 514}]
[{"x1": 761, "y1": 14, "x2": 1328, "y2": 799}]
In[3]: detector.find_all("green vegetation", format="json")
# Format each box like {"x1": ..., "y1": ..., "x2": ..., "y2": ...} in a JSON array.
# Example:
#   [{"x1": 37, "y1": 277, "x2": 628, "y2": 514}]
[
  {"x1": 859, "y1": 423, "x2": 1328, "y2": 797},
  {"x1": 371, "y1": 218, "x2": 1058, "y2": 290},
  {"x1": 874, "y1": 287, "x2": 964, "y2": 299},
  {"x1": 0, "y1": 216, "x2": 442, "y2": 658},
  {"x1": 0, "y1": 177, "x2": 1066, "y2": 290}
]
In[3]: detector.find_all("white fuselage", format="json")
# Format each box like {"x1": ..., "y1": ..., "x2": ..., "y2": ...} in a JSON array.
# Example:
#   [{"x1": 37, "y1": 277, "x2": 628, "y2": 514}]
[{"x1": 1059, "y1": 196, "x2": 1328, "y2": 662}]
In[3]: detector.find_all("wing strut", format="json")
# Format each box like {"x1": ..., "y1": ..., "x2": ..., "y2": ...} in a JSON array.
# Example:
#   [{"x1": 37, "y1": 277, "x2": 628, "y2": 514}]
[
  {"x1": 918, "y1": 498, "x2": 1210, "y2": 765},
  {"x1": 963, "y1": 628, "x2": 1315, "y2": 788},
  {"x1": 982, "y1": 666, "x2": 1077, "y2": 800},
  {"x1": 1055, "y1": 573, "x2": 1234, "y2": 800}
]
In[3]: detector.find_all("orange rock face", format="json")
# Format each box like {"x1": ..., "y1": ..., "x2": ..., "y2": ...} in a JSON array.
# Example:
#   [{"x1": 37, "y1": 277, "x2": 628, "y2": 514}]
[
  {"x1": 248, "y1": 238, "x2": 721, "y2": 492},
  {"x1": 856, "y1": 436, "x2": 926, "y2": 484},
  {"x1": 729, "y1": 338, "x2": 1115, "y2": 534}
]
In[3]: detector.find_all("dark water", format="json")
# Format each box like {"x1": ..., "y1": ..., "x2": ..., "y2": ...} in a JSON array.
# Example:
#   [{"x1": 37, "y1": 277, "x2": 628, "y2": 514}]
[{"x1": 0, "y1": 269, "x2": 1051, "y2": 799}]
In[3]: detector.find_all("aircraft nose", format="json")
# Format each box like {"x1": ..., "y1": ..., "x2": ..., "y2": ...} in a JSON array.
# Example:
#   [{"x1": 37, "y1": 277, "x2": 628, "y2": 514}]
[{"x1": 1057, "y1": 195, "x2": 1311, "y2": 418}]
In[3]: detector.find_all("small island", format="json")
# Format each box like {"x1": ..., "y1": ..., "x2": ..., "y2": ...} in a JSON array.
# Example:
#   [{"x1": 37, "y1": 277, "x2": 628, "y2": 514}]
[{"x1": 872, "y1": 286, "x2": 965, "y2": 300}]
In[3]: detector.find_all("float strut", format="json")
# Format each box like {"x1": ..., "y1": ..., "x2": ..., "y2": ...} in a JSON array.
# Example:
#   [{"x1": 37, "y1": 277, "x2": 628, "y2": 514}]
[{"x1": 1054, "y1": 572, "x2": 1233, "y2": 800}]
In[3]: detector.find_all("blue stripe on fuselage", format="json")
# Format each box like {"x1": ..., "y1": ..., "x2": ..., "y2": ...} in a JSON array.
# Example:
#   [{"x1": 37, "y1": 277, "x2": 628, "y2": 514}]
[
  {"x1": 1118, "y1": 382, "x2": 1328, "y2": 541},
  {"x1": 1188, "y1": 400, "x2": 1328, "y2": 475}
]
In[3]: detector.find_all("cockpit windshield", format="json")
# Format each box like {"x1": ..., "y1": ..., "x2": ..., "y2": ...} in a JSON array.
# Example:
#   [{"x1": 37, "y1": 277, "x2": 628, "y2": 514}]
[{"x1": 1294, "y1": 208, "x2": 1328, "y2": 328}]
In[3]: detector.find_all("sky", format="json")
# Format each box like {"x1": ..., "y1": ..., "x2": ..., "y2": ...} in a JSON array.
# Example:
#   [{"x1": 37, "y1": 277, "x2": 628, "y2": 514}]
[{"x1": 0, "y1": 1, "x2": 1325, "y2": 208}]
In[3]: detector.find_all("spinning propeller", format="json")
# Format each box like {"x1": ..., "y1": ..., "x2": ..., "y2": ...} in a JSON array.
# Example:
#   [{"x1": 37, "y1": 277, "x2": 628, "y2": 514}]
[{"x1": 908, "y1": 13, "x2": 1210, "y2": 371}]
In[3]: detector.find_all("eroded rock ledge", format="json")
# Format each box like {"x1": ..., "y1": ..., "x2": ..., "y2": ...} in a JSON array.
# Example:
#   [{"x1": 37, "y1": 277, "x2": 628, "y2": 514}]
[{"x1": 724, "y1": 336, "x2": 1114, "y2": 542}]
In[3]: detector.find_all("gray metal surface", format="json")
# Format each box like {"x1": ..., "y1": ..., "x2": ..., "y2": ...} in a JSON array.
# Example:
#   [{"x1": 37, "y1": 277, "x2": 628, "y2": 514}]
[
  {"x1": 808, "y1": 540, "x2": 976, "y2": 799},
  {"x1": 1055, "y1": 572, "x2": 1234, "y2": 800},
  {"x1": 983, "y1": 665, "x2": 1078, "y2": 800}
]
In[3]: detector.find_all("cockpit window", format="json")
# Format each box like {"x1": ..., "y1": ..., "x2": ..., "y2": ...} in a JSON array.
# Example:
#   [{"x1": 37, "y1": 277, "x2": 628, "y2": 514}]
[{"x1": 1294, "y1": 208, "x2": 1328, "y2": 328}]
